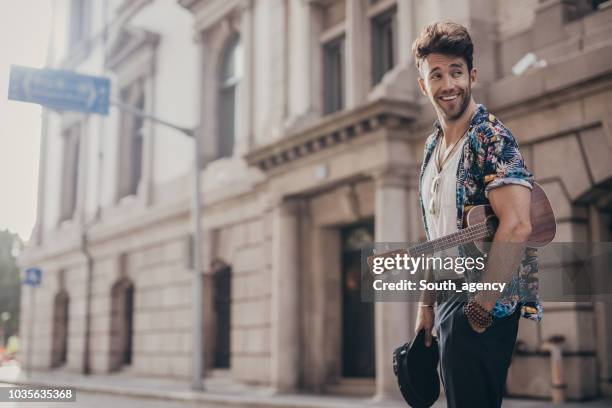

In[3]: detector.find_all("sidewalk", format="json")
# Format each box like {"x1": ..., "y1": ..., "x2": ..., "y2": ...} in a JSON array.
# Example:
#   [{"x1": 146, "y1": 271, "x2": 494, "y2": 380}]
[{"x1": 0, "y1": 364, "x2": 610, "y2": 408}]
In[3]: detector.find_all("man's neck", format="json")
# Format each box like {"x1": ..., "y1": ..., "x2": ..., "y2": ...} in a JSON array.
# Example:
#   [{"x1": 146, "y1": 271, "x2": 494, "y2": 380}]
[{"x1": 439, "y1": 100, "x2": 478, "y2": 146}]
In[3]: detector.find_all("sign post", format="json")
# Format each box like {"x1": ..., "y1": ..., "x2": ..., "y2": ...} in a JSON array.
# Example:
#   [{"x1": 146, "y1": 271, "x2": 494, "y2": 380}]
[{"x1": 22, "y1": 268, "x2": 42, "y2": 378}]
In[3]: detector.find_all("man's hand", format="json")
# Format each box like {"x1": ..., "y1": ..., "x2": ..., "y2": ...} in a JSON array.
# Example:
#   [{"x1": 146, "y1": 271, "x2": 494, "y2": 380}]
[
  {"x1": 415, "y1": 305, "x2": 435, "y2": 347},
  {"x1": 466, "y1": 317, "x2": 486, "y2": 333}
]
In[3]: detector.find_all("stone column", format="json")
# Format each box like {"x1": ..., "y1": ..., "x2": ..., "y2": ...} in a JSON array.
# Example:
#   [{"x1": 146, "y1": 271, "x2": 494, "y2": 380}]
[
  {"x1": 308, "y1": 2, "x2": 324, "y2": 117},
  {"x1": 284, "y1": 0, "x2": 322, "y2": 129},
  {"x1": 76, "y1": 115, "x2": 90, "y2": 225},
  {"x1": 270, "y1": 198, "x2": 301, "y2": 392},
  {"x1": 235, "y1": 0, "x2": 255, "y2": 156},
  {"x1": 397, "y1": 0, "x2": 415, "y2": 64},
  {"x1": 32, "y1": 109, "x2": 50, "y2": 245},
  {"x1": 142, "y1": 74, "x2": 156, "y2": 206},
  {"x1": 345, "y1": 0, "x2": 367, "y2": 108},
  {"x1": 373, "y1": 168, "x2": 416, "y2": 401}
]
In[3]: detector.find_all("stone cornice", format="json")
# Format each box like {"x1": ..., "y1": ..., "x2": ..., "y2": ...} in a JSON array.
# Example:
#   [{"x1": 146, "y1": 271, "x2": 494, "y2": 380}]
[
  {"x1": 105, "y1": 27, "x2": 160, "y2": 72},
  {"x1": 177, "y1": 0, "x2": 250, "y2": 33},
  {"x1": 245, "y1": 98, "x2": 419, "y2": 173}
]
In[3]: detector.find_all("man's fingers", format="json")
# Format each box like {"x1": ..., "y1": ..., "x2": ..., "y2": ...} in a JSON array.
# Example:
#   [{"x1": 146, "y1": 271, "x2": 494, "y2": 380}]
[
  {"x1": 414, "y1": 325, "x2": 434, "y2": 347},
  {"x1": 424, "y1": 331, "x2": 433, "y2": 347}
]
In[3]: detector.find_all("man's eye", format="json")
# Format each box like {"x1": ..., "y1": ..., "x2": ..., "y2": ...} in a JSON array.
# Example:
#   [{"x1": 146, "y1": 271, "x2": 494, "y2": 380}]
[
  {"x1": 431, "y1": 74, "x2": 441, "y2": 80},
  {"x1": 452, "y1": 71, "x2": 462, "y2": 77}
]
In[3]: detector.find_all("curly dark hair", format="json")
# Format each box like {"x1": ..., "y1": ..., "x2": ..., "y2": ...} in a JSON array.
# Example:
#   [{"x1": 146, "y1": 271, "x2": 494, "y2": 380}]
[{"x1": 412, "y1": 21, "x2": 474, "y2": 74}]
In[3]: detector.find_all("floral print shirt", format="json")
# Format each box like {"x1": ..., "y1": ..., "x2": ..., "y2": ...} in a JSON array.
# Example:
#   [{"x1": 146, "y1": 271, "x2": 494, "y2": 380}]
[{"x1": 419, "y1": 104, "x2": 543, "y2": 321}]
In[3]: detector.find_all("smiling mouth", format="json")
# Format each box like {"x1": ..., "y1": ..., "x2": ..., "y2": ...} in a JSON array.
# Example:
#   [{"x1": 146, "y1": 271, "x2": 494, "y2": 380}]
[{"x1": 439, "y1": 94, "x2": 459, "y2": 102}]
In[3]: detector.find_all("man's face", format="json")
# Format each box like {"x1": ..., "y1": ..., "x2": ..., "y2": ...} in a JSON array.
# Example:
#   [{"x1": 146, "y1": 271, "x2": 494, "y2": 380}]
[{"x1": 418, "y1": 53, "x2": 477, "y2": 122}]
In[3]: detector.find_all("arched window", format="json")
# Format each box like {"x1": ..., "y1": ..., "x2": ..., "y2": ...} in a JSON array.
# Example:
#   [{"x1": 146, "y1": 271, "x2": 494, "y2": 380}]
[
  {"x1": 212, "y1": 264, "x2": 231, "y2": 368},
  {"x1": 217, "y1": 35, "x2": 242, "y2": 159},
  {"x1": 109, "y1": 278, "x2": 135, "y2": 371}
]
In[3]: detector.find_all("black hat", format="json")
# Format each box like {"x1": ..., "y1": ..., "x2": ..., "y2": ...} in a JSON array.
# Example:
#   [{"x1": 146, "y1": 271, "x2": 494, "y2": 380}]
[{"x1": 393, "y1": 330, "x2": 440, "y2": 407}]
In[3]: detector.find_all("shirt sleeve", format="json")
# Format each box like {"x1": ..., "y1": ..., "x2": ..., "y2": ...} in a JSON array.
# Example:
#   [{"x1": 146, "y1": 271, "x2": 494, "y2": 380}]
[{"x1": 483, "y1": 128, "x2": 534, "y2": 198}]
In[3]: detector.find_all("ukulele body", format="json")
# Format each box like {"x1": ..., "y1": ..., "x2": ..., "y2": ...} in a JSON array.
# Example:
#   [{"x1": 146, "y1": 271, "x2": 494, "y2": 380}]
[{"x1": 463, "y1": 182, "x2": 557, "y2": 254}]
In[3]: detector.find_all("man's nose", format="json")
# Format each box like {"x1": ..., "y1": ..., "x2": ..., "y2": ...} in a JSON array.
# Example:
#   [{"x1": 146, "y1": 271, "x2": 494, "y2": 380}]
[{"x1": 441, "y1": 75, "x2": 454, "y2": 92}]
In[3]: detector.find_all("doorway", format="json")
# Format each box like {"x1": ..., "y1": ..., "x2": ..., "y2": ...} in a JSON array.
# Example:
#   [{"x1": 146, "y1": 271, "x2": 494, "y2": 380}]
[
  {"x1": 212, "y1": 264, "x2": 231, "y2": 368},
  {"x1": 110, "y1": 278, "x2": 135, "y2": 371},
  {"x1": 340, "y1": 221, "x2": 375, "y2": 378},
  {"x1": 51, "y1": 291, "x2": 69, "y2": 368}
]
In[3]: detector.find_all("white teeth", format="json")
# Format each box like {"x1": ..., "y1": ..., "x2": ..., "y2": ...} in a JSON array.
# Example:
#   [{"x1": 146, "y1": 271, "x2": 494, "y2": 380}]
[{"x1": 441, "y1": 95, "x2": 458, "y2": 101}]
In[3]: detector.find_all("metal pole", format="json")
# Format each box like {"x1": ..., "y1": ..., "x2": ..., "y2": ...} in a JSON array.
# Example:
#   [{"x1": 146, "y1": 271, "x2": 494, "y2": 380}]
[
  {"x1": 81, "y1": 231, "x2": 93, "y2": 375},
  {"x1": 26, "y1": 286, "x2": 35, "y2": 378},
  {"x1": 111, "y1": 100, "x2": 194, "y2": 137},
  {"x1": 191, "y1": 126, "x2": 205, "y2": 391},
  {"x1": 108, "y1": 99, "x2": 204, "y2": 390}
]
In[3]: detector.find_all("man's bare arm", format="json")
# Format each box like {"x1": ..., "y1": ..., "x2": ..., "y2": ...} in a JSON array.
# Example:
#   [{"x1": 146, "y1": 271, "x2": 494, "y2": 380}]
[{"x1": 475, "y1": 184, "x2": 532, "y2": 311}]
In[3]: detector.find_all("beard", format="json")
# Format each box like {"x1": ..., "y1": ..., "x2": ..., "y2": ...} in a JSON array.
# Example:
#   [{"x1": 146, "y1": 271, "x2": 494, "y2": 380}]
[{"x1": 435, "y1": 83, "x2": 472, "y2": 122}]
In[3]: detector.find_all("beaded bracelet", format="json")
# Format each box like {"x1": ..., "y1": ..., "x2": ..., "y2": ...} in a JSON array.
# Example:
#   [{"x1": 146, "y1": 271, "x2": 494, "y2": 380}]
[{"x1": 463, "y1": 298, "x2": 493, "y2": 329}]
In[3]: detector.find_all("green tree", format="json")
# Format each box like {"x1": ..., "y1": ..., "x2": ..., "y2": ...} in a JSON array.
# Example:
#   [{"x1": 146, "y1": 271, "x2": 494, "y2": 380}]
[{"x1": 0, "y1": 229, "x2": 23, "y2": 345}]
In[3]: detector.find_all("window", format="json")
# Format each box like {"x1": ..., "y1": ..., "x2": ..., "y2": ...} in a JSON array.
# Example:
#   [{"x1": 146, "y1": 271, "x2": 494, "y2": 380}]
[
  {"x1": 323, "y1": 36, "x2": 345, "y2": 115},
  {"x1": 371, "y1": 7, "x2": 397, "y2": 86},
  {"x1": 217, "y1": 36, "x2": 242, "y2": 159},
  {"x1": 69, "y1": 0, "x2": 90, "y2": 49},
  {"x1": 564, "y1": 0, "x2": 610, "y2": 21},
  {"x1": 118, "y1": 79, "x2": 145, "y2": 199},
  {"x1": 60, "y1": 123, "x2": 81, "y2": 222},
  {"x1": 318, "y1": 0, "x2": 346, "y2": 115}
]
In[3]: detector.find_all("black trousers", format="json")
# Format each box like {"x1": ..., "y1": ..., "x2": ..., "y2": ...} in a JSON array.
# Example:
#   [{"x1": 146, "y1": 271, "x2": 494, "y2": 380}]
[{"x1": 435, "y1": 291, "x2": 520, "y2": 408}]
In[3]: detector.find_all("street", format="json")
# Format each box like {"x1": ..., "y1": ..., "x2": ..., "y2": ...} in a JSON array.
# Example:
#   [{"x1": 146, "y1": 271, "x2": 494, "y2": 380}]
[{"x1": 0, "y1": 383, "x2": 201, "y2": 408}]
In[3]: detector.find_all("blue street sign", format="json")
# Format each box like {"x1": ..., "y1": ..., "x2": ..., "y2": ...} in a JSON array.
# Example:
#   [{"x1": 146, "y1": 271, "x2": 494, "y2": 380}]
[
  {"x1": 8, "y1": 65, "x2": 110, "y2": 115},
  {"x1": 23, "y1": 267, "x2": 42, "y2": 287}
]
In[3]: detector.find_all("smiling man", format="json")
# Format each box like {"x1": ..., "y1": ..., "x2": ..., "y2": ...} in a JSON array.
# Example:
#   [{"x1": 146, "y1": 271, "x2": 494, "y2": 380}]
[{"x1": 410, "y1": 21, "x2": 542, "y2": 408}]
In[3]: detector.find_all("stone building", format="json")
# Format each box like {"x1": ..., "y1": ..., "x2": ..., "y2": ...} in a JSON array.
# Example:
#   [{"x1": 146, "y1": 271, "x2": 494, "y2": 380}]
[{"x1": 19, "y1": 0, "x2": 612, "y2": 403}]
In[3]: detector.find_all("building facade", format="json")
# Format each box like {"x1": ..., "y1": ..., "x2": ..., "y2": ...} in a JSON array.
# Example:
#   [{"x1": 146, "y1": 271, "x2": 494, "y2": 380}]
[{"x1": 20, "y1": 0, "x2": 612, "y2": 402}]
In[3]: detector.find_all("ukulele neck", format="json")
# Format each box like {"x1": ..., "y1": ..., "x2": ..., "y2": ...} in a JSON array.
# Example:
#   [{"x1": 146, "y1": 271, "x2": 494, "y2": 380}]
[{"x1": 407, "y1": 222, "x2": 490, "y2": 256}]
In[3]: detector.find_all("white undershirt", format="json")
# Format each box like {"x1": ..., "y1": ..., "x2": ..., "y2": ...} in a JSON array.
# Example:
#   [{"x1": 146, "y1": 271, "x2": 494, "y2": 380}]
[{"x1": 422, "y1": 137, "x2": 467, "y2": 279}]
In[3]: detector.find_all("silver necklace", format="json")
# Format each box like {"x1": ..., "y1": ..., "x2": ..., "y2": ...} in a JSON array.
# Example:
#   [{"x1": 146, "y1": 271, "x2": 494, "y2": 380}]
[{"x1": 428, "y1": 131, "x2": 468, "y2": 215}]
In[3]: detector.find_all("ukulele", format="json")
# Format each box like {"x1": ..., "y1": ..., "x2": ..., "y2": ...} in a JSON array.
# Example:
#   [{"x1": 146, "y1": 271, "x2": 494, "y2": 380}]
[{"x1": 366, "y1": 183, "x2": 556, "y2": 268}]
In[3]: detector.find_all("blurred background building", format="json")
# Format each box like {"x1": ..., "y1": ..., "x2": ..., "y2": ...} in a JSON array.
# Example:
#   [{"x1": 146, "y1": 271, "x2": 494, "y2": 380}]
[{"x1": 18, "y1": 0, "x2": 612, "y2": 403}]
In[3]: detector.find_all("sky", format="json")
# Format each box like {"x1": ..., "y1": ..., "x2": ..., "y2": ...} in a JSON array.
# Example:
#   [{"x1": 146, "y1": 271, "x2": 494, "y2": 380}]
[{"x1": 0, "y1": 1, "x2": 53, "y2": 241}]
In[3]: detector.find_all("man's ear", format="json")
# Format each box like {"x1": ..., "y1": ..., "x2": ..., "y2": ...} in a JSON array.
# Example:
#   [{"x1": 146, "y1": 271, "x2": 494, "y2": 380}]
[
  {"x1": 418, "y1": 77, "x2": 428, "y2": 96},
  {"x1": 469, "y1": 68, "x2": 478, "y2": 88}
]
